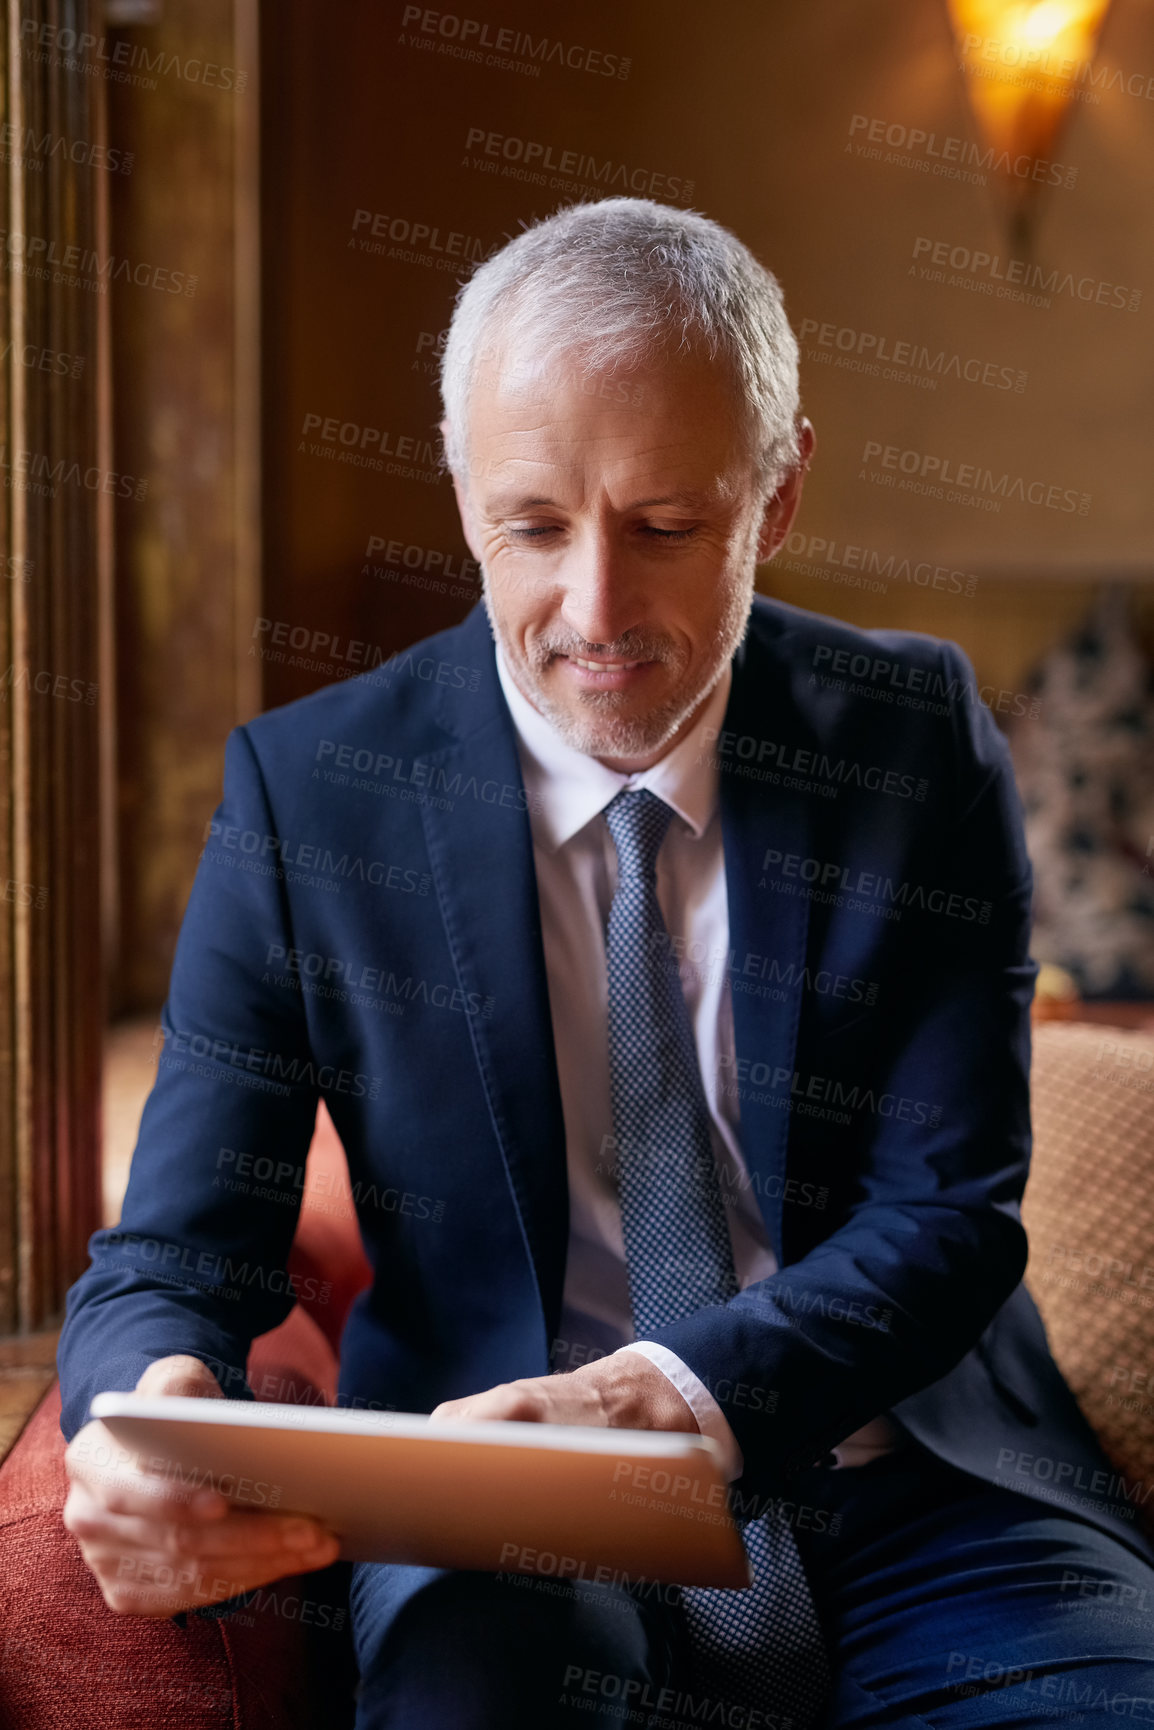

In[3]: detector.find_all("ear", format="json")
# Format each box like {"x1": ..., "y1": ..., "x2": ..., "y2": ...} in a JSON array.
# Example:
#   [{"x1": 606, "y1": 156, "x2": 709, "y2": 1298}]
[
  {"x1": 441, "y1": 420, "x2": 483, "y2": 564},
  {"x1": 756, "y1": 417, "x2": 815, "y2": 564}
]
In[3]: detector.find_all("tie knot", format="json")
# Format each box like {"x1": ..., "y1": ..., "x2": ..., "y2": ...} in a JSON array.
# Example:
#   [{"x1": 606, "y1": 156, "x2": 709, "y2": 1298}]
[{"x1": 604, "y1": 789, "x2": 675, "y2": 882}]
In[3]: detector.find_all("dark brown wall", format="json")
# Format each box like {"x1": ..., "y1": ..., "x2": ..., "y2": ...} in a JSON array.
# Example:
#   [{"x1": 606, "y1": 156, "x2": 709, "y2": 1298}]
[{"x1": 259, "y1": 0, "x2": 1154, "y2": 717}]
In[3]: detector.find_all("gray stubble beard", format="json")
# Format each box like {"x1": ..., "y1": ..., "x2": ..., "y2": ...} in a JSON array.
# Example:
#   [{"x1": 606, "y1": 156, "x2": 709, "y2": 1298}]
[{"x1": 480, "y1": 554, "x2": 757, "y2": 762}]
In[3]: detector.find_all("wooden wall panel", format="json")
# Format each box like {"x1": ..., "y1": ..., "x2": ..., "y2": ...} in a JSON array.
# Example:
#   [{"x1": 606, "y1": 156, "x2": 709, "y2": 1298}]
[
  {"x1": 108, "y1": 0, "x2": 259, "y2": 1012},
  {"x1": 0, "y1": 0, "x2": 107, "y2": 1330}
]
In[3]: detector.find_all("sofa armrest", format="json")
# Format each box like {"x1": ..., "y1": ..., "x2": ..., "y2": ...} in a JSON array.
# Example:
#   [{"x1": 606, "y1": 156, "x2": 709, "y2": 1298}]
[{"x1": 0, "y1": 1310, "x2": 352, "y2": 1729}]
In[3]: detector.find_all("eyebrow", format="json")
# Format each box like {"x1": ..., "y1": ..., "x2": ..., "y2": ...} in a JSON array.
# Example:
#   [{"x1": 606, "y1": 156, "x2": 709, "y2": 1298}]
[{"x1": 483, "y1": 486, "x2": 723, "y2": 515}]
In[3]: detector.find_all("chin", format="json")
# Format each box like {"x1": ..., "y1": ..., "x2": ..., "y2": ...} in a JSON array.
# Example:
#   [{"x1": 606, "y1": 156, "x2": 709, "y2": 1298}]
[{"x1": 546, "y1": 693, "x2": 693, "y2": 763}]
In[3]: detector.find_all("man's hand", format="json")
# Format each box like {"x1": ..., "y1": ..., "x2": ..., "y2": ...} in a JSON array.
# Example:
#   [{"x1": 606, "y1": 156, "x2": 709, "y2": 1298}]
[
  {"x1": 428, "y1": 1350, "x2": 699, "y2": 1434},
  {"x1": 63, "y1": 1354, "x2": 340, "y2": 1617}
]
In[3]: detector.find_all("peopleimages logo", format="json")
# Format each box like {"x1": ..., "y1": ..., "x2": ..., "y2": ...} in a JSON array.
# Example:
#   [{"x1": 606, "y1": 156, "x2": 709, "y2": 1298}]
[
  {"x1": 758, "y1": 850, "x2": 993, "y2": 926},
  {"x1": 159, "y1": 1025, "x2": 382, "y2": 1099},
  {"x1": 349, "y1": 207, "x2": 497, "y2": 269},
  {"x1": 0, "y1": 664, "x2": 96, "y2": 705},
  {"x1": 799, "y1": 316, "x2": 1026, "y2": 394},
  {"x1": 263, "y1": 942, "x2": 494, "y2": 1020},
  {"x1": 647, "y1": 930, "x2": 880, "y2": 1007},
  {"x1": 363, "y1": 535, "x2": 479, "y2": 587},
  {"x1": 910, "y1": 236, "x2": 1142, "y2": 312},
  {"x1": 297, "y1": 412, "x2": 441, "y2": 477},
  {"x1": 0, "y1": 227, "x2": 197, "y2": 295},
  {"x1": 946, "y1": 1648, "x2": 1154, "y2": 1715},
  {"x1": 778, "y1": 533, "x2": 979, "y2": 600},
  {"x1": 702, "y1": 727, "x2": 927, "y2": 803},
  {"x1": 0, "y1": 121, "x2": 132, "y2": 175},
  {"x1": 19, "y1": 19, "x2": 247, "y2": 91},
  {"x1": 0, "y1": 445, "x2": 146, "y2": 502},
  {"x1": 957, "y1": 31, "x2": 1154, "y2": 105},
  {"x1": 848, "y1": 113, "x2": 1077, "y2": 188},
  {"x1": 462, "y1": 126, "x2": 692, "y2": 201},
  {"x1": 811, "y1": 644, "x2": 1040, "y2": 720},
  {"x1": 720, "y1": 1055, "x2": 939, "y2": 1132},
  {"x1": 252, "y1": 619, "x2": 480, "y2": 692},
  {"x1": 201, "y1": 818, "x2": 432, "y2": 897},
  {"x1": 994, "y1": 1448, "x2": 1152, "y2": 1514},
  {"x1": 860, "y1": 440, "x2": 1090, "y2": 516},
  {"x1": 0, "y1": 338, "x2": 84, "y2": 381},
  {"x1": 313, "y1": 737, "x2": 543, "y2": 817},
  {"x1": 400, "y1": 7, "x2": 630, "y2": 79}
]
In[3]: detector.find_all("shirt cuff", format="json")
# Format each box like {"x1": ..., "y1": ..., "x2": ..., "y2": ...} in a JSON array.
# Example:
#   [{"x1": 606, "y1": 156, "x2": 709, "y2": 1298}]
[{"x1": 612, "y1": 1342, "x2": 745, "y2": 1483}]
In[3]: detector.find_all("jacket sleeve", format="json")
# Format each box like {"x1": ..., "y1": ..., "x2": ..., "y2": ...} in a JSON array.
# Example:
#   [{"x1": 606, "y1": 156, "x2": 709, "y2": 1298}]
[
  {"x1": 57, "y1": 725, "x2": 321, "y2": 1440},
  {"x1": 646, "y1": 641, "x2": 1037, "y2": 1492}
]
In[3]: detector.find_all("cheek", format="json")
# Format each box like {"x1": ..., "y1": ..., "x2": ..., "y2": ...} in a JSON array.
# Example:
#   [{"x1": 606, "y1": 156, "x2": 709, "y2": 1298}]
[
  {"x1": 678, "y1": 549, "x2": 746, "y2": 614},
  {"x1": 485, "y1": 564, "x2": 554, "y2": 638},
  {"x1": 678, "y1": 562, "x2": 754, "y2": 653}
]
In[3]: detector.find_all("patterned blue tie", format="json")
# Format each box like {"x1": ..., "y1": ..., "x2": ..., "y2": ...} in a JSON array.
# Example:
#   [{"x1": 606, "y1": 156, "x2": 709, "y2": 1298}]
[{"x1": 604, "y1": 788, "x2": 831, "y2": 1726}]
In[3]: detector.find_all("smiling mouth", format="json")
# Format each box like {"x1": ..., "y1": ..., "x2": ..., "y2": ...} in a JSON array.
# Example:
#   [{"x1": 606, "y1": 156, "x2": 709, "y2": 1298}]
[{"x1": 567, "y1": 655, "x2": 647, "y2": 672}]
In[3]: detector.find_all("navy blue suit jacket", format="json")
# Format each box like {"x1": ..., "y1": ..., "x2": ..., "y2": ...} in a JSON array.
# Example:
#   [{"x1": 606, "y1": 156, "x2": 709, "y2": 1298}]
[{"x1": 58, "y1": 596, "x2": 1153, "y2": 1563}]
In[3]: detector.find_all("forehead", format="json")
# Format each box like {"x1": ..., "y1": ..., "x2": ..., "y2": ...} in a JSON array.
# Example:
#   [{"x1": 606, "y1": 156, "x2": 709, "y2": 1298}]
[{"x1": 463, "y1": 341, "x2": 752, "y2": 498}]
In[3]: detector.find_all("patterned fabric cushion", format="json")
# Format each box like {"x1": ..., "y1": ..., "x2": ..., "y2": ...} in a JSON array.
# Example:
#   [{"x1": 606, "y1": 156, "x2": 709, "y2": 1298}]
[
  {"x1": 1024, "y1": 1021, "x2": 1154, "y2": 1512},
  {"x1": 1008, "y1": 591, "x2": 1154, "y2": 998}
]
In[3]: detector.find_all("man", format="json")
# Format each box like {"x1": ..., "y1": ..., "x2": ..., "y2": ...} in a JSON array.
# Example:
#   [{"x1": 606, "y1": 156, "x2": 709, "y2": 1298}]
[{"x1": 60, "y1": 199, "x2": 1154, "y2": 1727}]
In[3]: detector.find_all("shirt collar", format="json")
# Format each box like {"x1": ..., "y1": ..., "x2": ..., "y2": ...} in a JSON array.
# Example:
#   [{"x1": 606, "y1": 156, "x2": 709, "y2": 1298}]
[{"x1": 495, "y1": 646, "x2": 731, "y2": 853}]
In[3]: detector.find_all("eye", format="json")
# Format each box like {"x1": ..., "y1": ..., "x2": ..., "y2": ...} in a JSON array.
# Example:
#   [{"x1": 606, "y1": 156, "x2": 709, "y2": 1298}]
[{"x1": 501, "y1": 521, "x2": 698, "y2": 543}]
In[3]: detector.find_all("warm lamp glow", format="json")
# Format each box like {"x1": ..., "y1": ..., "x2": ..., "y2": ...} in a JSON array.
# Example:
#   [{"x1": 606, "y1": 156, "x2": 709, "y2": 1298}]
[{"x1": 949, "y1": 0, "x2": 1112, "y2": 226}]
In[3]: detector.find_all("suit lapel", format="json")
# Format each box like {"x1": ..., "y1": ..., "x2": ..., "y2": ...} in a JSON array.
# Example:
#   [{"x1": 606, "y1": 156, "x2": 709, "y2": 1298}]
[
  {"x1": 720, "y1": 626, "x2": 814, "y2": 1267},
  {"x1": 416, "y1": 608, "x2": 569, "y2": 1343}
]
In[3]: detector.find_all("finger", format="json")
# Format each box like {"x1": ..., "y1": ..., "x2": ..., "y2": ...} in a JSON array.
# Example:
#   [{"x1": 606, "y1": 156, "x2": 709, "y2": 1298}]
[
  {"x1": 66, "y1": 1462, "x2": 222, "y2": 1522},
  {"x1": 429, "y1": 1384, "x2": 547, "y2": 1424},
  {"x1": 65, "y1": 1421, "x2": 224, "y2": 1512},
  {"x1": 93, "y1": 1540, "x2": 342, "y2": 1617},
  {"x1": 155, "y1": 1524, "x2": 341, "y2": 1570},
  {"x1": 428, "y1": 1393, "x2": 503, "y2": 1422},
  {"x1": 135, "y1": 1355, "x2": 224, "y2": 1400},
  {"x1": 64, "y1": 1457, "x2": 236, "y2": 1532},
  {"x1": 85, "y1": 1531, "x2": 342, "y2": 1585},
  {"x1": 427, "y1": 1398, "x2": 465, "y2": 1422},
  {"x1": 66, "y1": 1497, "x2": 337, "y2": 1564}
]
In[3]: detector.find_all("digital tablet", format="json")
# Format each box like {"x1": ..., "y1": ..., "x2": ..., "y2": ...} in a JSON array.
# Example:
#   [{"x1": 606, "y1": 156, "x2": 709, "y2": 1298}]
[{"x1": 90, "y1": 1393, "x2": 752, "y2": 1588}]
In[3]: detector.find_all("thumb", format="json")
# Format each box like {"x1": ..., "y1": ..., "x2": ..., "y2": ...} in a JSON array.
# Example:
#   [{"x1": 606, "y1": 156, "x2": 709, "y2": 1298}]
[{"x1": 135, "y1": 1354, "x2": 224, "y2": 1400}]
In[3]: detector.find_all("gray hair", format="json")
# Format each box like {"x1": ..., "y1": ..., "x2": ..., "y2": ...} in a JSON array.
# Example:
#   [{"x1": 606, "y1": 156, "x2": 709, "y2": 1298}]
[{"x1": 438, "y1": 197, "x2": 801, "y2": 495}]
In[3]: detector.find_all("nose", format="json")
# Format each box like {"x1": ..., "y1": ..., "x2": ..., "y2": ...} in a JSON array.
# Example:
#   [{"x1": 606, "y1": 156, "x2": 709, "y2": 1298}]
[{"x1": 559, "y1": 524, "x2": 644, "y2": 648}]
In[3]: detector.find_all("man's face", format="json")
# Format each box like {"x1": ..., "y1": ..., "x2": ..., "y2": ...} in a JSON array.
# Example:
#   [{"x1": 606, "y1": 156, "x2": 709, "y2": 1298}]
[{"x1": 448, "y1": 343, "x2": 810, "y2": 772}]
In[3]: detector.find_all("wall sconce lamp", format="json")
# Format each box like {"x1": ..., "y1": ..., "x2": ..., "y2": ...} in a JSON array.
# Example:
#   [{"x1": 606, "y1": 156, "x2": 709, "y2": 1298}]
[{"x1": 947, "y1": 0, "x2": 1113, "y2": 251}]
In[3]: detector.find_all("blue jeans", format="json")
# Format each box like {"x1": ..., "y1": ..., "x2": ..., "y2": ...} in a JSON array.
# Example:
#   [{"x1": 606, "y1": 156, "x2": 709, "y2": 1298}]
[{"x1": 347, "y1": 1438, "x2": 1154, "y2": 1728}]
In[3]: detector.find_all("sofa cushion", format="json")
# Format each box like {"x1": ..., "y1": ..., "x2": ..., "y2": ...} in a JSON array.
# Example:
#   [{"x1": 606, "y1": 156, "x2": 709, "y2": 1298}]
[
  {"x1": 285, "y1": 1102, "x2": 372, "y2": 1356},
  {"x1": 1024, "y1": 1021, "x2": 1154, "y2": 1521}
]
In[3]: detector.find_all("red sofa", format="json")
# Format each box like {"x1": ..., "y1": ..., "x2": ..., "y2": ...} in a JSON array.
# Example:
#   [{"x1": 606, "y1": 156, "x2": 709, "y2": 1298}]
[{"x1": 0, "y1": 1105, "x2": 372, "y2": 1730}]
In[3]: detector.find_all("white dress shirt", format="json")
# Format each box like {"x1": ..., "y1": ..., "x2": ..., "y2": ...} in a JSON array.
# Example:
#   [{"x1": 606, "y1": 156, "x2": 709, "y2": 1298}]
[{"x1": 495, "y1": 647, "x2": 897, "y2": 1479}]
